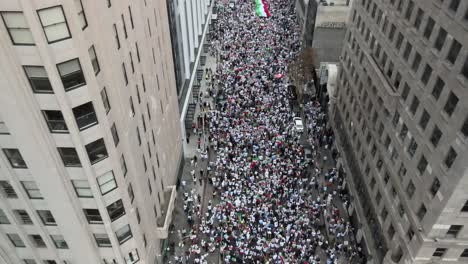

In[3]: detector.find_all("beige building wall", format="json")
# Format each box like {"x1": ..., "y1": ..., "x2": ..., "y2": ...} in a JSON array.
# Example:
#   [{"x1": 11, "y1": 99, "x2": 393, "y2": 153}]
[
  {"x1": 331, "y1": 0, "x2": 468, "y2": 263},
  {"x1": 0, "y1": 0, "x2": 182, "y2": 264}
]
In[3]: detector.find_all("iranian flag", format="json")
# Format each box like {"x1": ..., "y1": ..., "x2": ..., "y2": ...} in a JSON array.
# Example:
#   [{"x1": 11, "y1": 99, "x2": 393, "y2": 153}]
[{"x1": 254, "y1": 0, "x2": 270, "y2": 17}]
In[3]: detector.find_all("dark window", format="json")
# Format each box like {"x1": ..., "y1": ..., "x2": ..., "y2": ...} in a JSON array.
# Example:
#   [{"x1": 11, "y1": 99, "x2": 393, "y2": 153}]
[
  {"x1": 50, "y1": 234, "x2": 68, "y2": 249},
  {"x1": 400, "y1": 124, "x2": 408, "y2": 140},
  {"x1": 23, "y1": 66, "x2": 53, "y2": 93},
  {"x1": 405, "y1": 0, "x2": 414, "y2": 20},
  {"x1": 72, "y1": 102, "x2": 98, "y2": 130},
  {"x1": 128, "y1": 6, "x2": 134, "y2": 29},
  {"x1": 462, "y1": 116, "x2": 468, "y2": 137},
  {"x1": 444, "y1": 92, "x2": 459, "y2": 116},
  {"x1": 42, "y1": 110, "x2": 68, "y2": 133},
  {"x1": 411, "y1": 52, "x2": 421, "y2": 72},
  {"x1": 421, "y1": 64, "x2": 432, "y2": 85},
  {"x1": 419, "y1": 109, "x2": 430, "y2": 130},
  {"x1": 57, "y1": 147, "x2": 81, "y2": 167},
  {"x1": 430, "y1": 126, "x2": 442, "y2": 147},
  {"x1": 122, "y1": 63, "x2": 128, "y2": 85},
  {"x1": 83, "y1": 209, "x2": 103, "y2": 224},
  {"x1": 135, "y1": 42, "x2": 140, "y2": 62},
  {"x1": 408, "y1": 138, "x2": 418, "y2": 157},
  {"x1": 29, "y1": 234, "x2": 46, "y2": 248},
  {"x1": 107, "y1": 199, "x2": 125, "y2": 221},
  {"x1": 433, "y1": 248, "x2": 447, "y2": 257},
  {"x1": 417, "y1": 204, "x2": 427, "y2": 221},
  {"x1": 13, "y1": 209, "x2": 33, "y2": 224},
  {"x1": 409, "y1": 96, "x2": 420, "y2": 115},
  {"x1": 115, "y1": 224, "x2": 132, "y2": 244},
  {"x1": 430, "y1": 177, "x2": 440, "y2": 196},
  {"x1": 0, "y1": 181, "x2": 18, "y2": 198},
  {"x1": 121, "y1": 14, "x2": 127, "y2": 39},
  {"x1": 130, "y1": 96, "x2": 135, "y2": 116},
  {"x1": 432, "y1": 77, "x2": 445, "y2": 100},
  {"x1": 389, "y1": 24, "x2": 396, "y2": 40},
  {"x1": 449, "y1": 0, "x2": 461, "y2": 12},
  {"x1": 447, "y1": 40, "x2": 462, "y2": 64},
  {"x1": 445, "y1": 147, "x2": 457, "y2": 168},
  {"x1": 57, "y1": 58, "x2": 86, "y2": 91},
  {"x1": 462, "y1": 56, "x2": 468, "y2": 79},
  {"x1": 417, "y1": 156, "x2": 428, "y2": 174},
  {"x1": 434, "y1": 28, "x2": 448, "y2": 51},
  {"x1": 121, "y1": 155, "x2": 128, "y2": 176},
  {"x1": 85, "y1": 138, "x2": 108, "y2": 164},
  {"x1": 128, "y1": 184, "x2": 135, "y2": 203},
  {"x1": 0, "y1": 209, "x2": 10, "y2": 224},
  {"x1": 7, "y1": 233, "x2": 25, "y2": 247},
  {"x1": 388, "y1": 224, "x2": 395, "y2": 239},
  {"x1": 94, "y1": 233, "x2": 111, "y2": 247},
  {"x1": 113, "y1": 24, "x2": 120, "y2": 49},
  {"x1": 401, "y1": 83, "x2": 410, "y2": 101},
  {"x1": 396, "y1": 33, "x2": 404, "y2": 50},
  {"x1": 37, "y1": 210, "x2": 56, "y2": 226},
  {"x1": 101, "y1": 87, "x2": 111, "y2": 114},
  {"x1": 407, "y1": 228, "x2": 415, "y2": 241},
  {"x1": 423, "y1": 17, "x2": 435, "y2": 39},
  {"x1": 403, "y1": 42, "x2": 412, "y2": 61},
  {"x1": 88, "y1": 45, "x2": 100, "y2": 75},
  {"x1": 460, "y1": 249, "x2": 468, "y2": 258},
  {"x1": 3, "y1": 148, "x2": 27, "y2": 168},
  {"x1": 136, "y1": 127, "x2": 141, "y2": 145},
  {"x1": 130, "y1": 52, "x2": 135, "y2": 73},
  {"x1": 111, "y1": 123, "x2": 119, "y2": 146},
  {"x1": 406, "y1": 181, "x2": 416, "y2": 198},
  {"x1": 414, "y1": 8, "x2": 424, "y2": 29}
]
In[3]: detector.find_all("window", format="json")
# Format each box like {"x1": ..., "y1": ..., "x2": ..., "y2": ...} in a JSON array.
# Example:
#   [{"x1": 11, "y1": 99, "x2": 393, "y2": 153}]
[
  {"x1": 37, "y1": 6, "x2": 71, "y2": 43},
  {"x1": 462, "y1": 56, "x2": 468, "y2": 79},
  {"x1": 128, "y1": 7, "x2": 134, "y2": 27},
  {"x1": 37, "y1": 210, "x2": 56, "y2": 226},
  {"x1": 23, "y1": 66, "x2": 53, "y2": 93},
  {"x1": 406, "y1": 181, "x2": 416, "y2": 198},
  {"x1": 449, "y1": 0, "x2": 461, "y2": 12},
  {"x1": 83, "y1": 209, "x2": 103, "y2": 224},
  {"x1": 122, "y1": 63, "x2": 128, "y2": 85},
  {"x1": 97, "y1": 171, "x2": 117, "y2": 195},
  {"x1": 85, "y1": 138, "x2": 108, "y2": 164},
  {"x1": 421, "y1": 65, "x2": 432, "y2": 85},
  {"x1": 43, "y1": 261, "x2": 57, "y2": 264},
  {"x1": 57, "y1": 58, "x2": 86, "y2": 90},
  {"x1": 50, "y1": 235, "x2": 68, "y2": 249},
  {"x1": 113, "y1": 24, "x2": 120, "y2": 49},
  {"x1": 42, "y1": 110, "x2": 68, "y2": 133},
  {"x1": 136, "y1": 85, "x2": 141, "y2": 103},
  {"x1": 21, "y1": 181, "x2": 43, "y2": 199},
  {"x1": 130, "y1": 52, "x2": 135, "y2": 73},
  {"x1": 445, "y1": 147, "x2": 457, "y2": 168},
  {"x1": 432, "y1": 77, "x2": 445, "y2": 100},
  {"x1": 0, "y1": 12, "x2": 34, "y2": 45},
  {"x1": 107, "y1": 199, "x2": 125, "y2": 221},
  {"x1": 400, "y1": 124, "x2": 408, "y2": 141},
  {"x1": 434, "y1": 28, "x2": 447, "y2": 51},
  {"x1": 125, "y1": 249, "x2": 140, "y2": 264},
  {"x1": 417, "y1": 156, "x2": 428, "y2": 174},
  {"x1": 135, "y1": 42, "x2": 140, "y2": 62},
  {"x1": 444, "y1": 92, "x2": 459, "y2": 116},
  {"x1": 447, "y1": 40, "x2": 461, "y2": 64},
  {"x1": 0, "y1": 181, "x2": 18, "y2": 198},
  {"x1": 403, "y1": 42, "x2": 412, "y2": 61},
  {"x1": 128, "y1": 184, "x2": 135, "y2": 203},
  {"x1": 388, "y1": 224, "x2": 395, "y2": 239},
  {"x1": 407, "y1": 228, "x2": 415, "y2": 241},
  {"x1": 88, "y1": 45, "x2": 100, "y2": 75},
  {"x1": 75, "y1": 0, "x2": 87, "y2": 29},
  {"x1": 121, "y1": 14, "x2": 128, "y2": 39},
  {"x1": 430, "y1": 126, "x2": 442, "y2": 147},
  {"x1": 7, "y1": 233, "x2": 25, "y2": 247},
  {"x1": 13, "y1": 209, "x2": 33, "y2": 224},
  {"x1": 71, "y1": 180, "x2": 93, "y2": 198},
  {"x1": 130, "y1": 97, "x2": 135, "y2": 116},
  {"x1": 408, "y1": 138, "x2": 418, "y2": 157},
  {"x1": 120, "y1": 155, "x2": 128, "y2": 176},
  {"x1": 419, "y1": 110, "x2": 430, "y2": 130},
  {"x1": 136, "y1": 127, "x2": 141, "y2": 145},
  {"x1": 433, "y1": 248, "x2": 447, "y2": 257},
  {"x1": 94, "y1": 234, "x2": 111, "y2": 247},
  {"x1": 107, "y1": 0, "x2": 112, "y2": 8},
  {"x1": 3, "y1": 148, "x2": 27, "y2": 168},
  {"x1": 405, "y1": 0, "x2": 414, "y2": 20},
  {"x1": 411, "y1": 53, "x2": 421, "y2": 72},
  {"x1": 417, "y1": 204, "x2": 427, "y2": 220},
  {"x1": 57, "y1": 147, "x2": 81, "y2": 167},
  {"x1": 396, "y1": 33, "x2": 403, "y2": 50},
  {"x1": 409, "y1": 96, "x2": 420, "y2": 115},
  {"x1": 29, "y1": 234, "x2": 47, "y2": 248},
  {"x1": 115, "y1": 224, "x2": 132, "y2": 244},
  {"x1": 0, "y1": 209, "x2": 10, "y2": 224},
  {"x1": 401, "y1": 83, "x2": 410, "y2": 101},
  {"x1": 376, "y1": 191, "x2": 382, "y2": 205},
  {"x1": 101, "y1": 87, "x2": 111, "y2": 114},
  {"x1": 462, "y1": 116, "x2": 468, "y2": 137},
  {"x1": 23, "y1": 259, "x2": 37, "y2": 264},
  {"x1": 111, "y1": 123, "x2": 119, "y2": 146},
  {"x1": 460, "y1": 249, "x2": 468, "y2": 258},
  {"x1": 424, "y1": 17, "x2": 435, "y2": 39},
  {"x1": 430, "y1": 177, "x2": 440, "y2": 196},
  {"x1": 414, "y1": 8, "x2": 424, "y2": 29}
]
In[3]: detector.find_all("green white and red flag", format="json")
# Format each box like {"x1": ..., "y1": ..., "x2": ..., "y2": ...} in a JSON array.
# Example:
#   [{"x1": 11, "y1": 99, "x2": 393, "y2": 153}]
[{"x1": 254, "y1": 0, "x2": 270, "y2": 17}]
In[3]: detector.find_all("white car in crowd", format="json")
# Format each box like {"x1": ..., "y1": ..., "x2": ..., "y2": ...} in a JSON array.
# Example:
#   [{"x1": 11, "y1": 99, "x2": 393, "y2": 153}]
[{"x1": 293, "y1": 117, "x2": 304, "y2": 133}]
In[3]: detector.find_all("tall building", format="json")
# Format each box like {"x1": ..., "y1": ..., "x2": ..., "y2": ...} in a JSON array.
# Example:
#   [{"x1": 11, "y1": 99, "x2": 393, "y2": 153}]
[
  {"x1": 331, "y1": 0, "x2": 468, "y2": 263},
  {"x1": 0, "y1": 1, "x2": 182, "y2": 264}
]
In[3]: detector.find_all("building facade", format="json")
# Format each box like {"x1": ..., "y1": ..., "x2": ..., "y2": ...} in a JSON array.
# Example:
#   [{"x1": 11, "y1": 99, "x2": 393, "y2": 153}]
[
  {"x1": 331, "y1": 0, "x2": 468, "y2": 263},
  {"x1": 0, "y1": 0, "x2": 182, "y2": 264}
]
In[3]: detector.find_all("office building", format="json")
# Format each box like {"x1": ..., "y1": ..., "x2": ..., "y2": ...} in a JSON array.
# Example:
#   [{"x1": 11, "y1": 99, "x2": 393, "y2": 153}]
[
  {"x1": 331, "y1": 0, "x2": 468, "y2": 263},
  {"x1": 0, "y1": 0, "x2": 181, "y2": 263}
]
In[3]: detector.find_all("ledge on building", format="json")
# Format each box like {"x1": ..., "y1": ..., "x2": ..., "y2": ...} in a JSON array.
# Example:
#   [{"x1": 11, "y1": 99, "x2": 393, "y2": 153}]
[{"x1": 155, "y1": 185, "x2": 177, "y2": 239}]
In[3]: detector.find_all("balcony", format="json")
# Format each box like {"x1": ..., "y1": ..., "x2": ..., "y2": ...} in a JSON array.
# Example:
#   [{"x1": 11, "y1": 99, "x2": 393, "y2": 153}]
[{"x1": 155, "y1": 185, "x2": 177, "y2": 239}]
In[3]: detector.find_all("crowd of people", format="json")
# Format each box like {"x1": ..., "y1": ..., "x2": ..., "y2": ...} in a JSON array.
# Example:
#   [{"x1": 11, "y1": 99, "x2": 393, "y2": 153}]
[{"x1": 172, "y1": 0, "x2": 366, "y2": 263}]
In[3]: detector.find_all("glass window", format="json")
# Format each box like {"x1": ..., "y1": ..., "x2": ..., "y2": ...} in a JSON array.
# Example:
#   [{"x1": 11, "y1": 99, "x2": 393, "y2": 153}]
[
  {"x1": 407, "y1": 138, "x2": 418, "y2": 157},
  {"x1": 417, "y1": 156, "x2": 428, "y2": 174},
  {"x1": 88, "y1": 45, "x2": 100, "y2": 75},
  {"x1": 125, "y1": 249, "x2": 140, "y2": 264},
  {"x1": 434, "y1": 28, "x2": 447, "y2": 51},
  {"x1": 111, "y1": 123, "x2": 119, "y2": 146},
  {"x1": 97, "y1": 171, "x2": 117, "y2": 195},
  {"x1": 460, "y1": 249, "x2": 468, "y2": 258},
  {"x1": 13, "y1": 210, "x2": 33, "y2": 225},
  {"x1": 444, "y1": 92, "x2": 459, "y2": 116},
  {"x1": 107, "y1": 199, "x2": 125, "y2": 221},
  {"x1": 3, "y1": 148, "x2": 27, "y2": 168},
  {"x1": 417, "y1": 204, "x2": 427, "y2": 220},
  {"x1": 94, "y1": 233, "x2": 112, "y2": 247},
  {"x1": 37, "y1": 210, "x2": 57, "y2": 226},
  {"x1": 113, "y1": 24, "x2": 120, "y2": 49},
  {"x1": 74, "y1": 0, "x2": 87, "y2": 29},
  {"x1": 423, "y1": 17, "x2": 435, "y2": 39},
  {"x1": 421, "y1": 65, "x2": 432, "y2": 85},
  {"x1": 101, "y1": 87, "x2": 111, "y2": 114},
  {"x1": 449, "y1": 0, "x2": 460, "y2": 12},
  {"x1": 409, "y1": 96, "x2": 420, "y2": 115},
  {"x1": 406, "y1": 181, "x2": 416, "y2": 198},
  {"x1": 122, "y1": 63, "x2": 128, "y2": 85},
  {"x1": 433, "y1": 248, "x2": 447, "y2": 257},
  {"x1": 432, "y1": 77, "x2": 445, "y2": 100},
  {"x1": 23, "y1": 66, "x2": 53, "y2": 93},
  {"x1": 7, "y1": 233, "x2": 25, "y2": 247},
  {"x1": 445, "y1": 147, "x2": 457, "y2": 168},
  {"x1": 0, "y1": 209, "x2": 10, "y2": 224},
  {"x1": 430, "y1": 177, "x2": 440, "y2": 196},
  {"x1": 71, "y1": 180, "x2": 93, "y2": 198},
  {"x1": 419, "y1": 110, "x2": 430, "y2": 130},
  {"x1": 0, "y1": 12, "x2": 34, "y2": 45},
  {"x1": 37, "y1": 6, "x2": 71, "y2": 43},
  {"x1": 462, "y1": 56, "x2": 468, "y2": 79},
  {"x1": 122, "y1": 14, "x2": 128, "y2": 39},
  {"x1": 50, "y1": 235, "x2": 68, "y2": 249},
  {"x1": 414, "y1": 8, "x2": 424, "y2": 29},
  {"x1": 115, "y1": 224, "x2": 132, "y2": 244},
  {"x1": 21, "y1": 181, "x2": 43, "y2": 199},
  {"x1": 86, "y1": 138, "x2": 108, "y2": 164},
  {"x1": 447, "y1": 39, "x2": 461, "y2": 64},
  {"x1": 0, "y1": 121, "x2": 9, "y2": 135},
  {"x1": 29, "y1": 234, "x2": 47, "y2": 248},
  {"x1": 57, "y1": 147, "x2": 81, "y2": 167},
  {"x1": 0, "y1": 180, "x2": 18, "y2": 198},
  {"x1": 42, "y1": 110, "x2": 68, "y2": 133},
  {"x1": 128, "y1": 6, "x2": 134, "y2": 29},
  {"x1": 83, "y1": 209, "x2": 103, "y2": 224},
  {"x1": 57, "y1": 59, "x2": 86, "y2": 90},
  {"x1": 462, "y1": 116, "x2": 468, "y2": 137},
  {"x1": 121, "y1": 155, "x2": 128, "y2": 176},
  {"x1": 73, "y1": 102, "x2": 98, "y2": 130},
  {"x1": 128, "y1": 184, "x2": 134, "y2": 203},
  {"x1": 430, "y1": 126, "x2": 442, "y2": 147},
  {"x1": 23, "y1": 259, "x2": 37, "y2": 264}
]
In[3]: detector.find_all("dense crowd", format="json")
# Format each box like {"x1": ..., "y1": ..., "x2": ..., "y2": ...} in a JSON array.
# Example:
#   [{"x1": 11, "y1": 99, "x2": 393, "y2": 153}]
[{"x1": 173, "y1": 0, "x2": 365, "y2": 263}]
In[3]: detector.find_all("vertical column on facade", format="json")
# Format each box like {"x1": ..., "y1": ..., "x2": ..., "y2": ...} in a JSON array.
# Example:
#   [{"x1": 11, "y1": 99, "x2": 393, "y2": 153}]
[
  {"x1": 178, "y1": 0, "x2": 191, "y2": 78},
  {"x1": 192, "y1": 0, "x2": 200, "y2": 48},
  {"x1": 185, "y1": 0, "x2": 195, "y2": 62},
  {"x1": 197, "y1": 0, "x2": 203, "y2": 33}
]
